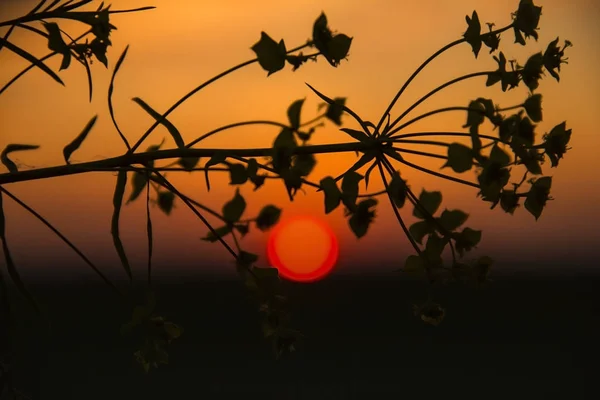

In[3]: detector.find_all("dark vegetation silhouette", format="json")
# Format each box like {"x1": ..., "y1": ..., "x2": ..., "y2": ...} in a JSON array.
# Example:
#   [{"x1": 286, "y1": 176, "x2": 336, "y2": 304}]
[{"x1": 0, "y1": 0, "x2": 573, "y2": 395}]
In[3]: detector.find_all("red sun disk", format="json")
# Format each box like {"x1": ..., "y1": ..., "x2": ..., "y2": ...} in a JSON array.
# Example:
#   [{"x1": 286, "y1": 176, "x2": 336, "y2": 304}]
[{"x1": 266, "y1": 215, "x2": 339, "y2": 282}]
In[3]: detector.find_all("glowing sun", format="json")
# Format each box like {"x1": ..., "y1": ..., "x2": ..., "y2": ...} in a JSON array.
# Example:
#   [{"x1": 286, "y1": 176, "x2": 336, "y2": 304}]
[{"x1": 267, "y1": 215, "x2": 338, "y2": 282}]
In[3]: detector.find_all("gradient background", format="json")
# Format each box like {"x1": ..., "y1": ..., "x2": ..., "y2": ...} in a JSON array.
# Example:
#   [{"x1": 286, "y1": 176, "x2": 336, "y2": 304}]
[{"x1": 1, "y1": 0, "x2": 599, "y2": 283}]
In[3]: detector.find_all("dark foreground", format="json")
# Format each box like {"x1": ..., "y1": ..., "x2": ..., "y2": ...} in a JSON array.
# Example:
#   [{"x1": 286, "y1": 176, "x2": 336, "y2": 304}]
[{"x1": 5, "y1": 274, "x2": 599, "y2": 399}]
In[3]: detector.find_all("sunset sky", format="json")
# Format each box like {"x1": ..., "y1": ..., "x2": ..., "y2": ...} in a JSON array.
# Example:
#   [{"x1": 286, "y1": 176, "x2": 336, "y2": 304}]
[{"x1": 0, "y1": 0, "x2": 598, "y2": 282}]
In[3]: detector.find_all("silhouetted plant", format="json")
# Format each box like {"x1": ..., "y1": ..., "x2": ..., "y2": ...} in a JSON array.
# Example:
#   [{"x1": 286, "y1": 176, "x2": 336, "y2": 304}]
[{"x1": 0, "y1": 0, "x2": 572, "y2": 384}]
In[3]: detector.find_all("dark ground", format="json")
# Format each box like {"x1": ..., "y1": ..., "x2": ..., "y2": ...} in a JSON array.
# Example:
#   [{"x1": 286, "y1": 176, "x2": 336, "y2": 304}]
[{"x1": 4, "y1": 272, "x2": 599, "y2": 399}]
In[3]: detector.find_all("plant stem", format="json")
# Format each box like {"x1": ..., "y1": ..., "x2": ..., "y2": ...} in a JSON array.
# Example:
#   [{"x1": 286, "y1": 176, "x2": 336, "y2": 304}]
[
  {"x1": 0, "y1": 186, "x2": 121, "y2": 296},
  {"x1": 383, "y1": 148, "x2": 480, "y2": 189},
  {"x1": 386, "y1": 107, "x2": 475, "y2": 137},
  {"x1": 0, "y1": 142, "x2": 369, "y2": 186},
  {"x1": 129, "y1": 43, "x2": 311, "y2": 154},
  {"x1": 186, "y1": 120, "x2": 289, "y2": 148},
  {"x1": 391, "y1": 146, "x2": 447, "y2": 161},
  {"x1": 0, "y1": 6, "x2": 156, "y2": 28},
  {"x1": 374, "y1": 23, "x2": 514, "y2": 134},
  {"x1": 151, "y1": 171, "x2": 238, "y2": 260},
  {"x1": 0, "y1": 30, "x2": 90, "y2": 96},
  {"x1": 384, "y1": 71, "x2": 493, "y2": 136},
  {"x1": 377, "y1": 160, "x2": 421, "y2": 255},
  {"x1": 496, "y1": 104, "x2": 523, "y2": 112}
]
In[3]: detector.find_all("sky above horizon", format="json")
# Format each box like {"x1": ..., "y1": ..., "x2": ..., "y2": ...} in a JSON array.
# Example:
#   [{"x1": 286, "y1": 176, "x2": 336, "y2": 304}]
[{"x1": 0, "y1": 0, "x2": 599, "y2": 282}]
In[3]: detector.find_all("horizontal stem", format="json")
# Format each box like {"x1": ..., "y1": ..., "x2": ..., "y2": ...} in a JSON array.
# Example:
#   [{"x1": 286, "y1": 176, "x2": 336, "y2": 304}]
[{"x1": 0, "y1": 142, "x2": 369, "y2": 186}]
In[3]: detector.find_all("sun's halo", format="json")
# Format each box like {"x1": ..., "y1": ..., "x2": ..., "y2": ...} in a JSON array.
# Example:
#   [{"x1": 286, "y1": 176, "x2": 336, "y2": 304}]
[{"x1": 266, "y1": 215, "x2": 338, "y2": 282}]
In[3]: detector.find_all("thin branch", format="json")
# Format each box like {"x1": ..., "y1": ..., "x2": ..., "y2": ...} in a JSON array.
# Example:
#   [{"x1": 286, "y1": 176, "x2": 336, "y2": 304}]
[
  {"x1": 0, "y1": 142, "x2": 369, "y2": 185},
  {"x1": 129, "y1": 42, "x2": 312, "y2": 154},
  {"x1": 383, "y1": 148, "x2": 480, "y2": 189},
  {"x1": 0, "y1": 187, "x2": 121, "y2": 296},
  {"x1": 150, "y1": 171, "x2": 238, "y2": 260},
  {"x1": 376, "y1": 160, "x2": 421, "y2": 255},
  {"x1": 374, "y1": 23, "x2": 514, "y2": 134},
  {"x1": 384, "y1": 71, "x2": 493, "y2": 135},
  {"x1": 186, "y1": 120, "x2": 289, "y2": 148}
]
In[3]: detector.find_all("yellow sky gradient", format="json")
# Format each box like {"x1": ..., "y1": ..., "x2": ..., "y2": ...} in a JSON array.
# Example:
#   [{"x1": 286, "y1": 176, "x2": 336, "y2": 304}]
[{"x1": 0, "y1": 0, "x2": 599, "y2": 280}]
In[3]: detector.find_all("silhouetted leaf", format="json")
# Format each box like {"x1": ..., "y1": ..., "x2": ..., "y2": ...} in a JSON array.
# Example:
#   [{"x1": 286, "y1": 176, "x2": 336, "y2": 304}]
[
  {"x1": 521, "y1": 52, "x2": 544, "y2": 91},
  {"x1": 251, "y1": 32, "x2": 287, "y2": 76},
  {"x1": 453, "y1": 227, "x2": 482, "y2": 257},
  {"x1": 322, "y1": 97, "x2": 346, "y2": 126},
  {"x1": 341, "y1": 171, "x2": 363, "y2": 210},
  {"x1": 255, "y1": 205, "x2": 281, "y2": 231},
  {"x1": 438, "y1": 209, "x2": 469, "y2": 232},
  {"x1": 500, "y1": 190, "x2": 519, "y2": 214},
  {"x1": 409, "y1": 220, "x2": 433, "y2": 245},
  {"x1": 234, "y1": 223, "x2": 249, "y2": 237},
  {"x1": 387, "y1": 171, "x2": 408, "y2": 208},
  {"x1": 328, "y1": 34, "x2": 352, "y2": 63},
  {"x1": 487, "y1": 52, "x2": 520, "y2": 92},
  {"x1": 513, "y1": 0, "x2": 542, "y2": 42},
  {"x1": 228, "y1": 163, "x2": 248, "y2": 185},
  {"x1": 543, "y1": 37, "x2": 571, "y2": 82},
  {"x1": 63, "y1": 115, "x2": 97, "y2": 164},
  {"x1": 348, "y1": 198, "x2": 377, "y2": 238},
  {"x1": 108, "y1": 45, "x2": 130, "y2": 144},
  {"x1": 482, "y1": 23, "x2": 501, "y2": 53},
  {"x1": 177, "y1": 157, "x2": 200, "y2": 171},
  {"x1": 43, "y1": 22, "x2": 71, "y2": 70},
  {"x1": 524, "y1": 176, "x2": 552, "y2": 220},
  {"x1": 463, "y1": 11, "x2": 482, "y2": 58},
  {"x1": 292, "y1": 153, "x2": 316, "y2": 177},
  {"x1": 444, "y1": 143, "x2": 473, "y2": 173},
  {"x1": 543, "y1": 122, "x2": 571, "y2": 167},
  {"x1": 463, "y1": 100, "x2": 486, "y2": 131},
  {"x1": 204, "y1": 153, "x2": 227, "y2": 191},
  {"x1": 489, "y1": 144, "x2": 511, "y2": 166},
  {"x1": 523, "y1": 93, "x2": 542, "y2": 122},
  {"x1": 0, "y1": 36, "x2": 64, "y2": 86},
  {"x1": 478, "y1": 145, "x2": 511, "y2": 203},
  {"x1": 127, "y1": 170, "x2": 147, "y2": 204},
  {"x1": 363, "y1": 157, "x2": 378, "y2": 189},
  {"x1": 111, "y1": 170, "x2": 132, "y2": 280},
  {"x1": 413, "y1": 190, "x2": 442, "y2": 219},
  {"x1": 222, "y1": 189, "x2": 246, "y2": 223},
  {"x1": 157, "y1": 191, "x2": 175, "y2": 215},
  {"x1": 320, "y1": 176, "x2": 342, "y2": 214},
  {"x1": 246, "y1": 158, "x2": 267, "y2": 190},
  {"x1": 271, "y1": 128, "x2": 297, "y2": 173},
  {"x1": 132, "y1": 97, "x2": 185, "y2": 148},
  {"x1": 340, "y1": 128, "x2": 369, "y2": 142},
  {"x1": 202, "y1": 225, "x2": 232, "y2": 242},
  {"x1": 287, "y1": 99, "x2": 305, "y2": 130},
  {"x1": 286, "y1": 53, "x2": 311, "y2": 71},
  {"x1": 1, "y1": 144, "x2": 40, "y2": 173},
  {"x1": 424, "y1": 233, "x2": 447, "y2": 265},
  {"x1": 312, "y1": 13, "x2": 352, "y2": 67}
]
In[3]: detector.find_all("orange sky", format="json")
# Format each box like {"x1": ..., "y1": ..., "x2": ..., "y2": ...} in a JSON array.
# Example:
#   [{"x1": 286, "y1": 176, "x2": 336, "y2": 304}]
[{"x1": 0, "y1": 0, "x2": 599, "y2": 281}]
